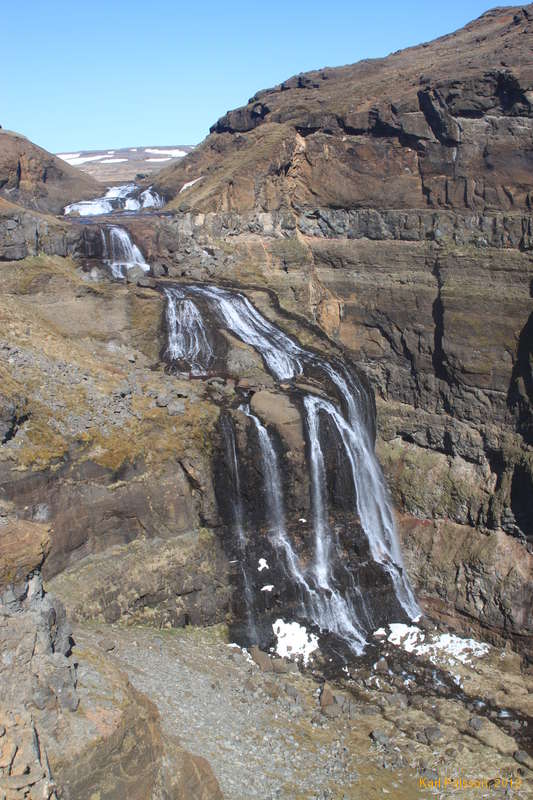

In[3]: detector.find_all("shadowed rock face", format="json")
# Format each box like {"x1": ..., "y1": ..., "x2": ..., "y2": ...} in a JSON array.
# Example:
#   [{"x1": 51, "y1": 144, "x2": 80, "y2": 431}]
[{"x1": 0, "y1": 130, "x2": 102, "y2": 215}]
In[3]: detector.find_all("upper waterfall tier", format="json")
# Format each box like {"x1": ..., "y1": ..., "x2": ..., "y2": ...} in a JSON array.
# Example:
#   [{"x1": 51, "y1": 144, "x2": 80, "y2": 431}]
[{"x1": 64, "y1": 184, "x2": 164, "y2": 216}]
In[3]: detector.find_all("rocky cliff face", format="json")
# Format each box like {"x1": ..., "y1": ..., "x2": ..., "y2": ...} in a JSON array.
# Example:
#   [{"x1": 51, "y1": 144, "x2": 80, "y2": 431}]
[
  {"x1": 153, "y1": 5, "x2": 533, "y2": 214},
  {"x1": 0, "y1": 130, "x2": 102, "y2": 215},
  {"x1": 2, "y1": 7, "x2": 532, "y2": 656},
  {"x1": 139, "y1": 4, "x2": 533, "y2": 650}
]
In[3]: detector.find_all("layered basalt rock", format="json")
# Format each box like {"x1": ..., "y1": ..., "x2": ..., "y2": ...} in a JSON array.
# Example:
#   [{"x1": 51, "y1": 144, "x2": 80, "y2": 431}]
[
  {"x1": 0, "y1": 198, "x2": 85, "y2": 261},
  {"x1": 110, "y1": 184, "x2": 533, "y2": 651}
]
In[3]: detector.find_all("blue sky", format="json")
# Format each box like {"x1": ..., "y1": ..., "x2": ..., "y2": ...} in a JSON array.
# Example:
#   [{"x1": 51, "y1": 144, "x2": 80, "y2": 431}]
[{"x1": 3, "y1": 0, "x2": 519, "y2": 152}]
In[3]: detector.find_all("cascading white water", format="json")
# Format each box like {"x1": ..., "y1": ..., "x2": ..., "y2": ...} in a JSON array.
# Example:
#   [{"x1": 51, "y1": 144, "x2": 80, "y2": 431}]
[
  {"x1": 139, "y1": 187, "x2": 164, "y2": 208},
  {"x1": 243, "y1": 404, "x2": 368, "y2": 652},
  {"x1": 165, "y1": 284, "x2": 420, "y2": 652},
  {"x1": 101, "y1": 225, "x2": 149, "y2": 279},
  {"x1": 64, "y1": 184, "x2": 164, "y2": 216},
  {"x1": 220, "y1": 414, "x2": 258, "y2": 642},
  {"x1": 188, "y1": 285, "x2": 303, "y2": 380},
  {"x1": 164, "y1": 288, "x2": 213, "y2": 373},
  {"x1": 312, "y1": 369, "x2": 420, "y2": 619}
]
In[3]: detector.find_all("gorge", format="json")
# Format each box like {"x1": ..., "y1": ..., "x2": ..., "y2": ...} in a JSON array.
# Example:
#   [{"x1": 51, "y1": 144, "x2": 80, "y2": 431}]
[{"x1": 1, "y1": 3, "x2": 533, "y2": 799}]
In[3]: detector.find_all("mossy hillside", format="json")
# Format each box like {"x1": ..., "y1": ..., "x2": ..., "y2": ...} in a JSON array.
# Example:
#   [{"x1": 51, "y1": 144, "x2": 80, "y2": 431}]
[{"x1": 83, "y1": 396, "x2": 219, "y2": 473}]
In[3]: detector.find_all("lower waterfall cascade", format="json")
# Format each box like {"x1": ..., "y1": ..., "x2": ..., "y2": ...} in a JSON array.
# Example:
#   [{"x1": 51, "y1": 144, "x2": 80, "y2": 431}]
[{"x1": 163, "y1": 283, "x2": 420, "y2": 658}]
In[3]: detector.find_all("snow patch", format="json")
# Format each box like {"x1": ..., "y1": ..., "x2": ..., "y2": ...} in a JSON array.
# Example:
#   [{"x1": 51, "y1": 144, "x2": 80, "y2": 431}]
[
  {"x1": 272, "y1": 619, "x2": 319, "y2": 665},
  {"x1": 261, "y1": 585, "x2": 274, "y2": 592},
  {"x1": 146, "y1": 157, "x2": 172, "y2": 162},
  {"x1": 101, "y1": 158, "x2": 128, "y2": 164},
  {"x1": 384, "y1": 624, "x2": 490, "y2": 667},
  {"x1": 257, "y1": 558, "x2": 269, "y2": 572},
  {"x1": 179, "y1": 177, "x2": 203, "y2": 193},
  {"x1": 145, "y1": 148, "x2": 188, "y2": 157},
  {"x1": 61, "y1": 154, "x2": 108, "y2": 166}
]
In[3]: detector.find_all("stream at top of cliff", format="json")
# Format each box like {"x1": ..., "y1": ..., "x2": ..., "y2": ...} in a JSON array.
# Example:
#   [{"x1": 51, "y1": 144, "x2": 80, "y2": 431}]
[{"x1": 64, "y1": 182, "x2": 164, "y2": 216}]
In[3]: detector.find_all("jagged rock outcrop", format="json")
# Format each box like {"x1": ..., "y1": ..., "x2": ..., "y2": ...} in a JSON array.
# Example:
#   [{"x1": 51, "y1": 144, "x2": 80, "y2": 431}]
[
  {"x1": 0, "y1": 253, "x2": 230, "y2": 615},
  {"x1": 0, "y1": 130, "x2": 101, "y2": 215}
]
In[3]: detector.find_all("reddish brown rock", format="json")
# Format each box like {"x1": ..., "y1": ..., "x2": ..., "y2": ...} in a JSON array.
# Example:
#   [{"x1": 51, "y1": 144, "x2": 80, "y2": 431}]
[
  {"x1": 153, "y1": 5, "x2": 533, "y2": 216},
  {"x1": 0, "y1": 130, "x2": 101, "y2": 215}
]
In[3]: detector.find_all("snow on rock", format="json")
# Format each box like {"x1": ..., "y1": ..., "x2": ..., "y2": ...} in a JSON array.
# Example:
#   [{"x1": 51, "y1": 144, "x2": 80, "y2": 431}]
[
  {"x1": 383, "y1": 623, "x2": 490, "y2": 667},
  {"x1": 179, "y1": 177, "x2": 203, "y2": 193},
  {"x1": 272, "y1": 619, "x2": 319, "y2": 665},
  {"x1": 257, "y1": 558, "x2": 269, "y2": 572}
]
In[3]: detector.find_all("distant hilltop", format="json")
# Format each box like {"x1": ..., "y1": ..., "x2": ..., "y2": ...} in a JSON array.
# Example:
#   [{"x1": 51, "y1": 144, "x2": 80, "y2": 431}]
[{"x1": 56, "y1": 145, "x2": 195, "y2": 182}]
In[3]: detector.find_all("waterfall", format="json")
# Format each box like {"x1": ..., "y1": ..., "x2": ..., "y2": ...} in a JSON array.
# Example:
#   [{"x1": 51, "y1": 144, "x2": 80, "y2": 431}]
[
  {"x1": 164, "y1": 288, "x2": 214, "y2": 374},
  {"x1": 101, "y1": 225, "x2": 149, "y2": 279},
  {"x1": 187, "y1": 285, "x2": 303, "y2": 380},
  {"x1": 164, "y1": 284, "x2": 420, "y2": 654},
  {"x1": 242, "y1": 404, "x2": 368, "y2": 652},
  {"x1": 219, "y1": 414, "x2": 257, "y2": 642},
  {"x1": 139, "y1": 187, "x2": 164, "y2": 208},
  {"x1": 65, "y1": 184, "x2": 164, "y2": 216}
]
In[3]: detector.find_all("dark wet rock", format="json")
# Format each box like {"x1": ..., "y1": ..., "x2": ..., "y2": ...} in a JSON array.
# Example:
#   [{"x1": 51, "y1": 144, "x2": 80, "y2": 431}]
[{"x1": 136, "y1": 275, "x2": 156, "y2": 288}]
